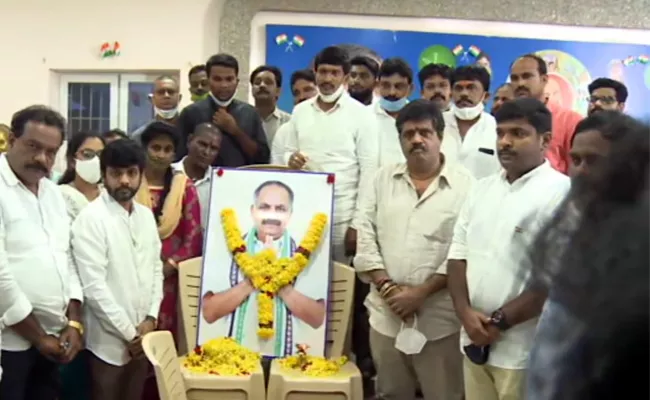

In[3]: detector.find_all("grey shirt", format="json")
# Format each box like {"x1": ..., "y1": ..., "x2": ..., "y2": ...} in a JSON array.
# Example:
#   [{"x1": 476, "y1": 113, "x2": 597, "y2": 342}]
[
  {"x1": 261, "y1": 108, "x2": 291, "y2": 145},
  {"x1": 176, "y1": 98, "x2": 270, "y2": 167}
]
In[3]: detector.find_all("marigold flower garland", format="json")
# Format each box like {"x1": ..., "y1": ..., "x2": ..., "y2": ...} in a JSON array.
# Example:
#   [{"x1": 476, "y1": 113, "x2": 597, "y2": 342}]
[
  {"x1": 279, "y1": 344, "x2": 348, "y2": 377},
  {"x1": 221, "y1": 208, "x2": 328, "y2": 339},
  {"x1": 183, "y1": 337, "x2": 261, "y2": 376}
]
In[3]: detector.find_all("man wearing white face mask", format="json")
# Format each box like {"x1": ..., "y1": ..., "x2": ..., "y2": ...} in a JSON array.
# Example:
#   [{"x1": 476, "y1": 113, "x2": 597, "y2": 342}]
[
  {"x1": 130, "y1": 76, "x2": 182, "y2": 144},
  {"x1": 441, "y1": 66, "x2": 501, "y2": 179},
  {"x1": 355, "y1": 100, "x2": 473, "y2": 400},
  {"x1": 281, "y1": 46, "x2": 379, "y2": 263}
]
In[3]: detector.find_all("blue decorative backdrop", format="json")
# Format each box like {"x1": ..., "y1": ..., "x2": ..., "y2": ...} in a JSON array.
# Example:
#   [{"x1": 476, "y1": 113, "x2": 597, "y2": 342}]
[{"x1": 265, "y1": 24, "x2": 650, "y2": 119}]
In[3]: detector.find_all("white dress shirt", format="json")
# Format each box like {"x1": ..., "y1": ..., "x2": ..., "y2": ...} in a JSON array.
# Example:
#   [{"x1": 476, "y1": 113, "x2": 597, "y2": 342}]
[
  {"x1": 261, "y1": 108, "x2": 291, "y2": 145},
  {"x1": 172, "y1": 157, "x2": 211, "y2": 229},
  {"x1": 440, "y1": 111, "x2": 502, "y2": 180},
  {"x1": 72, "y1": 191, "x2": 163, "y2": 366},
  {"x1": 447, "y1": 161, "x2": 570, "y2": 369},
  {"x1": 277, "y1": 92, "x2": 380, "y2": 228},
  {"x1": 270, "y1": 123, "x2": 292, "y2": 166},
  {"x1": 355, "y1": 160, "x2": 475, "y2": 340},
  {"x1": 0, "y1": 154, "x2": 83, "y2": 355},
  {"x1": 370, "y1": 101, "x2": 406, "y2": 167}
]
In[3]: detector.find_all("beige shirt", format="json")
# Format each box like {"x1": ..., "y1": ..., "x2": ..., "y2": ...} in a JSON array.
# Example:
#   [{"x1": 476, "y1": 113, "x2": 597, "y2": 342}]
[
  {"x1": 262, "y1": 108, "x2": 291, "y2": 145},
  {"x1": 354, "y1": 160, "x2": 475, "y2": 340}
]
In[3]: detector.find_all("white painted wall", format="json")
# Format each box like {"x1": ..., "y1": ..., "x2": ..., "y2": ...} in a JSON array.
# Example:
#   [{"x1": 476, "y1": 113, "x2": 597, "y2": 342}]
[{"x1": 0, "y1": 0, "x2": 225, "y2": 122}]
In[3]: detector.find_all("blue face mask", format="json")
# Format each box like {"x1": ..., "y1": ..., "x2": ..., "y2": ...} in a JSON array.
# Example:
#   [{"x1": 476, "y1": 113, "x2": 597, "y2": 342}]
[{"x1": 379, "y1": 97, "x2": 408, "y2": 113}]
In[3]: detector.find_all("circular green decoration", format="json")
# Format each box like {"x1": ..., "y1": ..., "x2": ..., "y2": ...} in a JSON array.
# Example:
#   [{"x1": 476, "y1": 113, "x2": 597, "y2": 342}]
[{"x1": 418, "y1": 45, "x2": 457, "y2": 70}]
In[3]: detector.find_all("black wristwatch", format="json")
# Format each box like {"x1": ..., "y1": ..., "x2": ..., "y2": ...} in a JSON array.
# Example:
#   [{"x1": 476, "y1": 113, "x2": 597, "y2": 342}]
[{"x1": 490, "y1": 309, "x2": 511, "y2": 331}]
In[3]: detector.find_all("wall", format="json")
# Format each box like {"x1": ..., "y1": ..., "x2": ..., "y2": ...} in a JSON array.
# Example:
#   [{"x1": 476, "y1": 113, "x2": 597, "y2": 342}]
[{"x1": 0, "y1": 0, "x2": 224, "y2": 122}]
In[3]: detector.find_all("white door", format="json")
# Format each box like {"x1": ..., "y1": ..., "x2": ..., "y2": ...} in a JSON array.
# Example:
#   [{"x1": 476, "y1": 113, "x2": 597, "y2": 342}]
[
  {"x1": 118, "y1": 73, "x2": 159, "y2": 134},
  {"x1": 59, "y1": 74, "x2": 119, "y2": 138}
]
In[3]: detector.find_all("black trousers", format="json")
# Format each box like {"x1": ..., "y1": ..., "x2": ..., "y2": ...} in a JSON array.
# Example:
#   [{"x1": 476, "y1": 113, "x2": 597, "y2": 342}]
[
  {"x1": 0, "y1": 348, "x2": 59, "y2": 400},
  {"x1": 351, "y1": 272, "x2": 375, "y2": 377}
]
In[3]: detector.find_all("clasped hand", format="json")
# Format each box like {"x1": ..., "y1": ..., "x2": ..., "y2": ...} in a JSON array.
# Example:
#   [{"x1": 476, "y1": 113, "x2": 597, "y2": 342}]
[
  {"x1": 37, "y1": 326, "x2": 83, "y2": 364},
  {"x1": 127, "y1": 319, "x2": 156, "y2": 359},
  {"x1": 212, "y1": 109, "x2": 238, "y2": 133},
  {"x1": 461, "y1": 308, "x2": 500, "y2": 347},
  {"x1": 381, "y1": 284, "x2": 427, "y2": 320}
]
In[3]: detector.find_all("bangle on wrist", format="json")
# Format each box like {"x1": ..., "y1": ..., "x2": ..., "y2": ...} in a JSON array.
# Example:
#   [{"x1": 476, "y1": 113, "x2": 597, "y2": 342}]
[{"x1": 376, "y1": 278, "x2": 393, "y2": 291}]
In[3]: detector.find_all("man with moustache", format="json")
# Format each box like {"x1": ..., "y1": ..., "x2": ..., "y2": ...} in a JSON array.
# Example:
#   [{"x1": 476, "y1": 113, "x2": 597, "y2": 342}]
[
  {"x1": 130, "y1": 76, "x2": 182, "y2": 143},
  {"x1": 270, "y1": 70, "x2": 318, "y2": 165},
  {"x1": 188, "y1": 65, "x2": 209, "y2": 103},
  {"x1": 348, "y1": 56, "x2": 379, "y2": 106},
  {"x1": 587, "y1": 78, "x2": 627, "y2": 116},
  {"x1": 177, "y1": 53, "x2": 269, "y2": 166},
  {"x1": 441, "y1": 66, "x2": 501, "y2": 179},
  {"x1": 172, "y1": 122, "x2": 222, "y2": 229},
  {"x1": 279, "y1": 46, "x2": 379, "y2": 262},
  {"x1": 447, "y1": 98, "x2": 570, "y2": 400},
  {"x1": 491, "y1": 83, "x2": 515, "y2": 116},
  {"x1": 0, "y1": 106, "x2": 84, "y2": 400},
  {"x1": 356, "y1": 99, "x2": 473, "y2": 400},
  {"x1": 250, "y1": 65, "x2": 291, "y2": 144},
  {"x1": 418, "y1": 63, "x2": 453, "y2": 111},
  {"x1": 510, "y1": 54, "x2": 583, "y2": 174},
  {"x1": 72, "y1": 139, "x2": 163, "y2": 400}
]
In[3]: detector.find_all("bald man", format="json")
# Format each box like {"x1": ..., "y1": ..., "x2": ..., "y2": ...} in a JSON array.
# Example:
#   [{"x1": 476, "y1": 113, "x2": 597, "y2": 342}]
[{"x1": 130, "y1": 75, "x2": 182, "y2": 144}]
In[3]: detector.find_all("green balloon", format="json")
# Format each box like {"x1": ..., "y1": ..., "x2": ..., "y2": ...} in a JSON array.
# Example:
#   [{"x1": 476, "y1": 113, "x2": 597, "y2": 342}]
[{"x1": 418, "y1": 45, "x2": 457, "y2": 70}]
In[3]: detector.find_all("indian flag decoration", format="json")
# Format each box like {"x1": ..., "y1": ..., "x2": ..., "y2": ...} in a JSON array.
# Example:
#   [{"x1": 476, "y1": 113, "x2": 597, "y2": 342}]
[
  {"x1": 451, "y1": 45, "x2": 464, "y2": 56},
  {"x1": 275, "y1": 34, "x2": 288, "y2": 45},
  {"x1": 292, "y1": 35, "x2": 305, "y2": 47},
  {"x1": 100, "y1": 41, "x2": 120, "y2": 58},
  {"x1": 615, "y1": 54, "x2": 650, "y2": 67},
  {"x1": 468, "y1": 45, "x2": 482, "y2": 57}
]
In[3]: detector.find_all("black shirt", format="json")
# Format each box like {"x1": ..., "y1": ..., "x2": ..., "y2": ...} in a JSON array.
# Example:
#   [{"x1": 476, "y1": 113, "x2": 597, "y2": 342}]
[{"x1": 176, "y1": 98, "x2": 270, "y2": 167}]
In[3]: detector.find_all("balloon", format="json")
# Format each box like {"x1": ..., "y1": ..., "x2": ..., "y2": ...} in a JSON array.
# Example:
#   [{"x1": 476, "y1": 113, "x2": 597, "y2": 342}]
[{"x1": 418, "y1": 45, "x2": 457, "y2": 70}]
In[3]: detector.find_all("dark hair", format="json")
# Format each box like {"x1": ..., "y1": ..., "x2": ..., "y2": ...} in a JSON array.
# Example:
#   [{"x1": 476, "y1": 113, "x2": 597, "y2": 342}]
[
  {"x1": 58, "y1": 131, "x2": 106, "y2": 185},
  {"x1": 290, "y1": 69, "x2": 315, "y2": 88},
  {"x1": 100, "y1": 137, "x2": 146, "y2": 174},
  {"x1": 206, "y1": 53, "x2": 239, "y2": 76},
  {"x1": 588, "y1": 78, "x2": 628, "y2": 103},
  {"x1": 451, "y1": 65, "x2": 491, "y2": 92},
  {"x1": 476, "y1": 52, "x2": 491, "y2": 62},
  {"x1": 378, "y1": 57, "x2": 413, "y2": 84},
  {"x1": 572, "y1": 110, "x2": 637, "y2": 146},
  {"x1": 528, "y1": 118, "x2": 649, "y2": 399},
  {"x1": 250, "y1": 65, "x2": 283, "y2": 88},
  {"x1": 417, "y1": 64, "x2": 452, "y2": 88},
  {"x1": 102, "y1": 129, "x2": 128, "y2": 141},
  {"x1": 514, "y1": 54, "x2": 548, "y2": 75},
  {"x1": 395, "y1": 99, "x2": 445, "y2": 139},
  {"x1": 140, "y1": 121, "x2": 181, "y2": 150},
  {"x1": 314, "y1": 46, "x2": 350, "y2": 74},
  {"x1": 494, "y1": 98, "x2": 552, "y2": 134},
  {"x1": 188, "y1": 64, "x2": 206, "y2": 79},
  {"x1": 335, "y1": 44, "x2": 382, "y2": 64},
  {"x1": 10, "y1": 105, "x2": 65, "y2": 142},
  {"x1": 253, "y1": 180, "x2": 294, "y2": 207},
  {"x1": 350, "y1": 56, "x2": 380, "y2": 78}
]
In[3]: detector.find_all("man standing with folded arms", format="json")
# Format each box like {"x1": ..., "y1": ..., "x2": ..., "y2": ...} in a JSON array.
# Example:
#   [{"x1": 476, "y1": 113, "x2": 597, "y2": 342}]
[{"x1": 0, "y1": 105, "x2": 84, "y2": 399}]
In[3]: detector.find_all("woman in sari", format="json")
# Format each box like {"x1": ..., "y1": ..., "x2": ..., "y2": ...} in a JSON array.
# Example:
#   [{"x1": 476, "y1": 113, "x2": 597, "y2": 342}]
[
  {"x1": 57, "y1": 131, "x2": 105, "y2": 400},
  {"x1": 137, "y1": 121, "x2": 203, "y2": 400}
]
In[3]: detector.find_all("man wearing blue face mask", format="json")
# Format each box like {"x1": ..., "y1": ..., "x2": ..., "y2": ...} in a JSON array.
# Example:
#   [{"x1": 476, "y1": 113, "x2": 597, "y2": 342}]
[
  {"x1": 372, "y1": 58, "x2": 412, "y2": 166},
  {"x1": 130, "y1": 75, "x2": 182, "y2": 144},
  {"x1": 440, "y1": 66, "x2": 501, "y2": 179}
]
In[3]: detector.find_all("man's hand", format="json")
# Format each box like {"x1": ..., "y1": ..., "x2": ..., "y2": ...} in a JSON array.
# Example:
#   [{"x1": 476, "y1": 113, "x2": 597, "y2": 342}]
[
  {"x1": 127, "y1": 336, "x2": 144, "y2": 359},
  {"x1": 58, "y1": 326, "x2": 83, "y2": 364},
  {"x1": 461, "y1": 308, "x2": 492, "y2": 346},
  {"x1": 136, "y1": 319, "x2": 156, "y2": 337},
  {"x1": 485, "y1": 324, "x2": 501, "y2": 345},
  {"x1": 288, "y1": 151, "x2": 308, "y2": 170},
  {"x1": 344, "y1": 227, "x2": 357, "y2": 257},
  {"x1": 212, "y1": 109, "x2": 238, "y2": 133},
  {"x1": 386, "y1": 285, "x2": 427, "y2": 319},
  {"x1": 36, "y1": 334, "x2": 65, "y2": 362}
]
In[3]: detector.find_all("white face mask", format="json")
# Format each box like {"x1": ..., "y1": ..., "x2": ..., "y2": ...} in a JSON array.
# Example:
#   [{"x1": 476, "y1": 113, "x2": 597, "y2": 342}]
[
  {"x1": 75, "y1": 156, "x2": 101, "y2": 184},
  {"x1": 452, "y1": 102, "x2": 484, "y2": 121},
  {"x1": 318, "y1": 84, "x2": 345, "y2": 103},
  {"x1": 153, "y1": 106, "x2": 179, "y2": 120},
  {"x1": 394, "y1": 315, "x2": 427, "y2": 355},
  {"x1": 210, "y1": 91, "x2": 235, "y2": 108}
]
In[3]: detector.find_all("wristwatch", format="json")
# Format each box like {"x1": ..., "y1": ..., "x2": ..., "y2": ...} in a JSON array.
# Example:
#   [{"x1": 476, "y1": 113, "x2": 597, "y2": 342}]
[
  {"x1": 490, "y1": 309, "x2": 511, "y2": 331},
  {"x1": 68, "y1": 320, "x2": 85, "y2": 336},
  {"x1": 146, "y1": 315, "x2": 158, "y2": 329}
]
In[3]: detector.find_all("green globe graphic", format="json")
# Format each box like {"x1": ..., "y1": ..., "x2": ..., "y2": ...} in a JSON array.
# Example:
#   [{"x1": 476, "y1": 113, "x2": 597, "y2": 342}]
[{"x1": 418, "y1": 45, "x2": 457, "y2": 70}]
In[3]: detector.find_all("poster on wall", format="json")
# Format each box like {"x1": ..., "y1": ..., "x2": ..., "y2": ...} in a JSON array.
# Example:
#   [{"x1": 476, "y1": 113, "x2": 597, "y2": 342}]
[
  {"x1": 265, "y1": 24, "x2": 650, "y2": 118},
  {"x1": 197, "y1": 168, "x2": 334, "y2": 357}
]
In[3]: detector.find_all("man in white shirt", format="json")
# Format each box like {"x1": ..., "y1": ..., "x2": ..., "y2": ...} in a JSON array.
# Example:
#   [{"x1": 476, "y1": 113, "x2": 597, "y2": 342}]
[
  {"x1": 281, "y1": 46, "x2": 380, "y2": 262},
  {"x1": 447, "y1": 98, "x2": 570, "y2": 400},
  {"x1": 356, "y1": 100, "x2": 474, "y2": 400},
  {"x1": 372, "y1": 57, "x2": 412, "y2": 166},
  {"x1": 441, "y1": 66, "x2": 501, "y2": 179},
  {"x1": 0, "y1": 106, "x2": 84, "y2": 400},
  {"x1": 172, "y1": 122, "x2": 222, "y2": 229},
  {"x1": 250, "y1": 65, "x2": 291, "y2": 144},
  {"x1": 72, "y1": 139, "x2": 163, "y2": 400}
]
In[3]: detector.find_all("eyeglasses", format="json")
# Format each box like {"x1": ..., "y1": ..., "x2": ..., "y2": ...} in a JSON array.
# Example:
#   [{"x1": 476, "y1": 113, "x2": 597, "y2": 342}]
[{"x1": 588, "y1": 96, "x2": 617, "y2": 105}]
